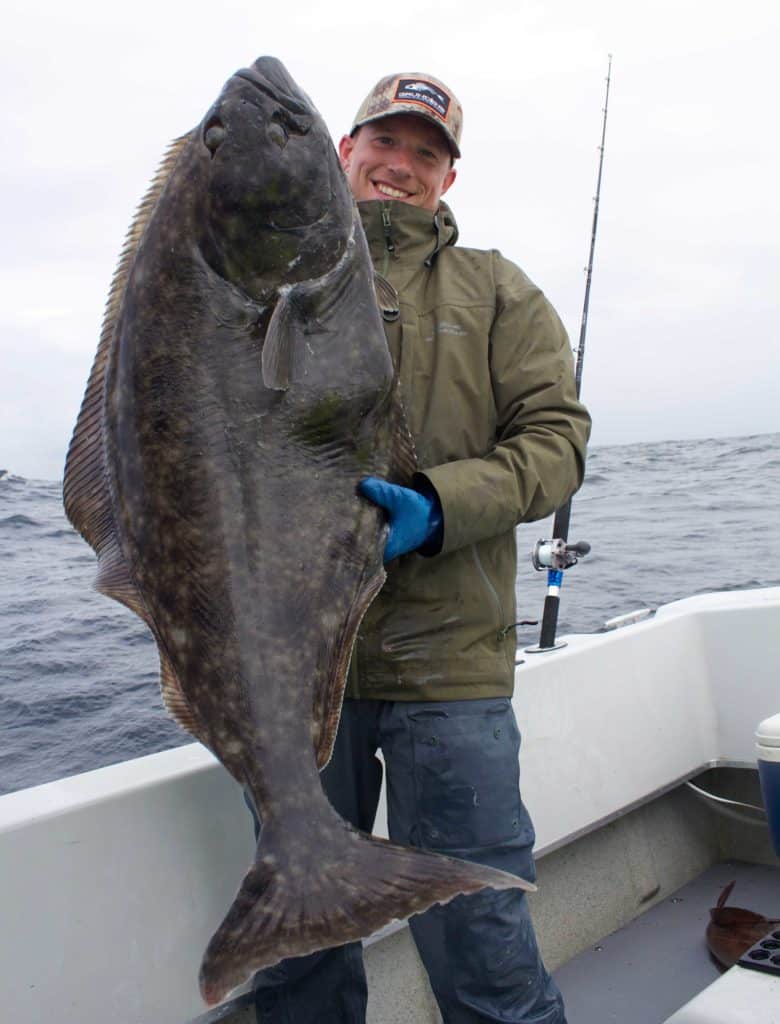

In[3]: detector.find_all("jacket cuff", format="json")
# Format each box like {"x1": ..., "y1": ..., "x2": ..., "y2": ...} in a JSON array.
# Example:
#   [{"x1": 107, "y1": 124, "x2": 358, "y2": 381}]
[
  {"x1": 412, "y1": 473, "x2": 444, "y2": 557},
  {"x1": 415, "y1": 462, "x2": 518, "y2": 555}
]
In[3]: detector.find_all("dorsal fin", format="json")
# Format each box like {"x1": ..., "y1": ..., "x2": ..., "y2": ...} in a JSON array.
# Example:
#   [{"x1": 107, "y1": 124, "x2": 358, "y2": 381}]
[
  {"x1": 59, "y1": 130, "x2": 224, "y2": 752},
  {"x1": 158, "y1": 647, "x2": 211, "y2": 745},
  {"x1": 63, "y1": 130, "x2": 194, "y2": 555},
  {"x1": 94, "y1": 542, "x2": 210, "y2": 746},
  {"x1": 61, "y1": 131, "x2": 211, "y2": 748}
]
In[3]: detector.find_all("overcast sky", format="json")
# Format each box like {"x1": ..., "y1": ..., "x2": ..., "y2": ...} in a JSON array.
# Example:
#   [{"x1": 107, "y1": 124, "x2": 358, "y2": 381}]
[{"x1": 2, "y1": 0, "x2": 778, "y2": 480}]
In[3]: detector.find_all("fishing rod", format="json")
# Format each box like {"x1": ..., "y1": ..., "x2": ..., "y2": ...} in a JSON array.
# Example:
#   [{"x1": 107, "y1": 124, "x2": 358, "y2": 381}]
[{"x1": 527, "y1": 55, "x2": 612, "y2": 653}]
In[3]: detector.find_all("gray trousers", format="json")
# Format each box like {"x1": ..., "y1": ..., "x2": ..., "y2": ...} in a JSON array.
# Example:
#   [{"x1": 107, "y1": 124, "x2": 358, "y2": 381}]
[{"x1": 252, "y1": 697, "x2": 566, "y2": 1023}]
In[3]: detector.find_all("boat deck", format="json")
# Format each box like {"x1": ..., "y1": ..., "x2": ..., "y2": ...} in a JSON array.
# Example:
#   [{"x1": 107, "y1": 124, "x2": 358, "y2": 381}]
[
  {"x1": 202, "y1": 859, "x2": 780, "y2": 1024},
  {"x1": 554, "y1": 859, "x2": 780, "y2": 1024}
]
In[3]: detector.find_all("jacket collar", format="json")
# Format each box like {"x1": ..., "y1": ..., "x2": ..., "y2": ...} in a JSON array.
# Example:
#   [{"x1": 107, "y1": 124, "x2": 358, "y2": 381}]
[{"x1": 357, "y1": 200, "x2": 459, "y2": 269}]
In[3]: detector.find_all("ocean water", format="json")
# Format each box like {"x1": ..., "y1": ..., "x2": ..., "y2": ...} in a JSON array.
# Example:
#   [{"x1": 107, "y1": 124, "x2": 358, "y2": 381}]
[{"x1": 1, "y1": 432, "x2": 779, "y2": 796}]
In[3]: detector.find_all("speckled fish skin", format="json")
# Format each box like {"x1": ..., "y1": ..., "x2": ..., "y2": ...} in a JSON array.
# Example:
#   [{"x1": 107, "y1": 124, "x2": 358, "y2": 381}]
[{"x1": 63, "y1": 56, "x2": 533, "y2": 1008}]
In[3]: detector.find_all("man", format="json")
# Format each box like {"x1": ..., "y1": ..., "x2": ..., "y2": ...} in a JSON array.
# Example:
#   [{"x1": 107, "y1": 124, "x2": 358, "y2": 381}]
[{"x1": 253, "y1": 72, "x2": 590, "y2": 1023}]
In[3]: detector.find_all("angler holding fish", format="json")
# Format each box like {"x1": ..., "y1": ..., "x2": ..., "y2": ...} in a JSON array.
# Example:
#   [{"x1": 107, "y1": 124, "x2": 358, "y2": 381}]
[
  {"x1": 64, "y1": 55, "x2": 589, "y2": 1020},
  {"x1": 252, "y1": 73, "x2": 590, "y2": 1023},
  {"x1": 64, "y1": 56, "x2": 546, "y2": 1011}
]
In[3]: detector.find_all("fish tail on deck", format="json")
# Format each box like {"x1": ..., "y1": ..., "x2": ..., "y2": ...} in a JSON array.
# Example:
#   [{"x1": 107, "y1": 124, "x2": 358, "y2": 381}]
[{"x1": 199, "y1": 818, "x2": 534, "y2": 1006}]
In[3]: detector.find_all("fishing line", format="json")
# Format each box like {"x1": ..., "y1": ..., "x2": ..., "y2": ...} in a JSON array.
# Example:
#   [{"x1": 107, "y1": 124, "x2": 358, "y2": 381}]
[{"x1": 527, "y1": 55, "x2": 612, "y2": 654}]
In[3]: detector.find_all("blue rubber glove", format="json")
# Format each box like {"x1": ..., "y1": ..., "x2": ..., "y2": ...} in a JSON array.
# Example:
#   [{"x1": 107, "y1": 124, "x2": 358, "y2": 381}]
[{"x1": 358, "y1": 477, "x2": 443, "y2": 562}]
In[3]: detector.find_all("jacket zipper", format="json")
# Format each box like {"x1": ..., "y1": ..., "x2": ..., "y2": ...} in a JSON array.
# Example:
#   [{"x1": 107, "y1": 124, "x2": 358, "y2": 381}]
[
  {"x1": 380, "y1": 204, "x2": 395, "y2": 277},
  {"x1": 470, "y1": 545, "x2": 507, "y2": 643}
]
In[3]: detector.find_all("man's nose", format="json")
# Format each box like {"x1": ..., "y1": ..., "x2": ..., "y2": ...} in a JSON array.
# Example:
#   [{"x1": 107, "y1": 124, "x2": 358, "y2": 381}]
[{"x1": 386, "y1": 146, "x2": 413, "y2": 175}]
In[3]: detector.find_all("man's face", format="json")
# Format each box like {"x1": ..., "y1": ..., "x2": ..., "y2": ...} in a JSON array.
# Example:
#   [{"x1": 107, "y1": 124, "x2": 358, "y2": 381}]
[{"x1": 338, "y1": 114, "x2": 457, "y2": 212}]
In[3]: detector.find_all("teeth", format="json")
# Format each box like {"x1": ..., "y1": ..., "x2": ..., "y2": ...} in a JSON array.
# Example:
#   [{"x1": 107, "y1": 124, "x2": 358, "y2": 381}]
[{"x1": 376, "y1": 183, "x2": 411, "y2": 199}]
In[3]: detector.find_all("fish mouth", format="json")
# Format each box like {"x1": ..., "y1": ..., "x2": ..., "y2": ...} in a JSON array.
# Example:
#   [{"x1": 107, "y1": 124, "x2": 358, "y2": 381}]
[{"x1": 234, "y1": 66, "x2": 312, "y2": 121}]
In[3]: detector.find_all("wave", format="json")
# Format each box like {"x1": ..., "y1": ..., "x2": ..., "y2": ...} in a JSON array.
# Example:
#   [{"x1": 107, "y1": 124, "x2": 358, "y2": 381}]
[{"x1": 0, "y1": 513, "x2": 40, "y2": 528}]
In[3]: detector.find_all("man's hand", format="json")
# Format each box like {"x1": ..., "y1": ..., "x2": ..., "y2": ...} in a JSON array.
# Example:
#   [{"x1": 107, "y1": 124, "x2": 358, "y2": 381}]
[{"x1": 358, "y1": 477, "x2": 443, "y2": 562}]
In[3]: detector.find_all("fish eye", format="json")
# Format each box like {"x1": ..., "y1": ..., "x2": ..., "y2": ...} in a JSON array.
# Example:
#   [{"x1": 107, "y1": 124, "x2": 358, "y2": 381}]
[
  {"x1": 203, "y1": 118, "x2": 226, "y2": 157},
  {"x1": 273, "y1": 108, "x2": 311, "y2": 138},
  {"x1": 267, "y1": 121, "x2": 288, "y2": 150}
]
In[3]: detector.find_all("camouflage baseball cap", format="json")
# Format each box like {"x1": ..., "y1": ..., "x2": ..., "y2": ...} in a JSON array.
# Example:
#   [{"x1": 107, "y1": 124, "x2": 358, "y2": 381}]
[{"x1": 350, "y1": 72, "x2": 463, "y2": 158}]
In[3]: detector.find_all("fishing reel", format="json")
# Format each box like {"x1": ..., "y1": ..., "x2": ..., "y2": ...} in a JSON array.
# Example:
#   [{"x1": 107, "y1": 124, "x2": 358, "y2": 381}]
[{"x1": 532, "y1": 538, "x2": 591, "y2": 572}]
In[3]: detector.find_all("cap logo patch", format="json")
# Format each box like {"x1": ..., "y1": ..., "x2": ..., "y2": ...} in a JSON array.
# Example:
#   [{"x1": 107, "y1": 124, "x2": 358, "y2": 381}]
[{"x1": 394, "y1": 79, "x2": 450, "y2": 121}]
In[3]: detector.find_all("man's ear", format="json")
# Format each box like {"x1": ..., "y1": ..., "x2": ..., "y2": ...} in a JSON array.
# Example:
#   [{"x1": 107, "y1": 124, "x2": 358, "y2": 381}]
[
  {"x1": 338, "y1": 134, "x2": 355, "y2": 171},
  {"x1": 441, "y1": 166, "x2": 457, "y2": 197}
]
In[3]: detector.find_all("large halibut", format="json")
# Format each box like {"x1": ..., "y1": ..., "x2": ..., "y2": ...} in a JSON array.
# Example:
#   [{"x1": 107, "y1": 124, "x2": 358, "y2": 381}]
[{"x1": 63, "y1": 55, "x2": 532, "y2": 1006}]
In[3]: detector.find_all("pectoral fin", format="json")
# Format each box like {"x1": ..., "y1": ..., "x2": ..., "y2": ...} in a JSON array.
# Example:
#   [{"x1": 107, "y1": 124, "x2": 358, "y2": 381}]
[
  {"x1": 373, "y1": 272, "x2": 399, "y2": 321},
  {"x1": 262, "y1": 289, "x2": 303, "y2": 390}
]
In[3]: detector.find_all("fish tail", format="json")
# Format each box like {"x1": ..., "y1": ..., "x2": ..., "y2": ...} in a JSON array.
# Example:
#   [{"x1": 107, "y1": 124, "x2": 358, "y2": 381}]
[{"x1": 199, "y1": 817, "x2": 533, "y2": 1006}]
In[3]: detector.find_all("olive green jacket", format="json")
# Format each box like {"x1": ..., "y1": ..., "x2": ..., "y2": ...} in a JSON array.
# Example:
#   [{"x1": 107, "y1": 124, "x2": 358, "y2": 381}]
[{"x1": 346, "y1": 200, "x2": 591, "y2": 701}]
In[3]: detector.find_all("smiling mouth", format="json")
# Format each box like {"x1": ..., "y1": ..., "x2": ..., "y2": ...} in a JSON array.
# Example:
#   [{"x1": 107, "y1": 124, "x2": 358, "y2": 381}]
[{"x1": 373, "y1": 181, "x2": 414, "y2": 200}]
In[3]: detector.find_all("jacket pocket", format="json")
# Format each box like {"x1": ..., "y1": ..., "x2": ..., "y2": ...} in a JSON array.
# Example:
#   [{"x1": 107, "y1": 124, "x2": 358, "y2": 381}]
[{"x1": 408, "y1": 699, "x2": 530, "y2": 850}]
